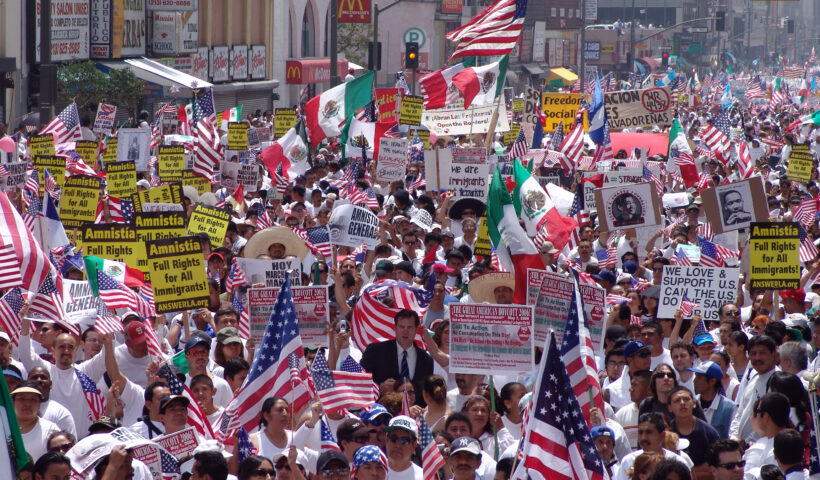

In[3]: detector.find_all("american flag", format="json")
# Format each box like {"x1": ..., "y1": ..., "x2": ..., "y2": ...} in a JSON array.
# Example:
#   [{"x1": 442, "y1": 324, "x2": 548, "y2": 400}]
[
  {"x1": 561, "y1": 272, "x2": 606, "y2": 425},
  {"x1": 157, "y1": 364, "x2": 215, "y2": 439},
  {"x1": 23, "y1": 169, "x2": 42, "y2": 229},
  {"x1": 512, "y1": 331, "x2": 606, "y2": 480},
  {"x1": 96, "y1": 268, "x2": 154, "y2": 319},
  {"x1": 746, "y1": 81, "x2": 766, "y2": 100},
  {"x1": 225, "y1": 259, "x2": 249, "y2": 293},
  {"x1": 257, "y1": 203, "x2": 274, "y2": 230},
  {"x1": 29, "y1": 274, "x2": 77, "y2": 335},
  {"x1": 700, "y1": 124, "x2": 731, "y2": 154},
  {"x1": 94, "y1": 315, "x2": 123, "y2": 335},
  {"x1": 798, "y1": 224, "x2": 819, "y2": 263},
  {"x1": 698, "y1": 237, "x2": 725, "y2": 267},
  {"x1": 550, "y1": 121, "x2": 565, "y2": 150},
  {"x1": 0, "y1": 288, "x2": 25, "y2": 345},
  {"x1": 340, "y1": 355, "x2": 380, "y2": 400},
  {"x1": 642, "y1": 164, "x2": 664, "y2": 197},
  {"x1": 67, "y1": 152, "x2": 98, "y2": 177},
  {"x1": 507, "y1": 128, "x2": 528, "y2": 160},
  {"x1": 445, "y1": 0, "x2": 528, "y2": 59},
  {"x1": 769, "y1": 89, "x2": 787, "y2": 109},
  {"x1": 673, "y1": 247, "x2": 693, "y2": 266},
  {"x1": 40, "y1": 103, "x2": 82, "y2": 144},
  {"x1": 311, "y1": 350, "x2": 377, "y2": 411},
  {"x1": 558, "y1": 122, "x2": 585, "y2": 174},
  {"x1": 605, "y1": 293, "x2": 629, "y2": 306},
  {"x1": 320, "y1": 418, "x2": 342, "y2": 451},
  {"x1": 409, "y1": 174, "x2": 426, "y2": 192},
  {"x1": 0, "y1": 191, "x2": 51, "y2": 297},
  {"x1": 150, "y1": 111, "x2": 164, "y2": 152},
  {"x1": 94, "y1": 195, "x2": 130, "y2": 224},
  {"x1": 409, "y1": 132, "x2": 425, "y2": 163},
  {"x1": 781, "y1": 66, "x2": 805, "y2": 79},
  {"x1": 793, "y1": 198, "x2": 818, "y2": 227},
  {"x1": 596, "y1": 243, "x2": 618, "y2": 270},
  {"x1": 274, "y1": 169, "x2": 289, "y2": 194},
  {"x1": 43, "y1": 168, "x2": 60, "y2": 201},
  {"x1": 672, "y1": 147, "x2": 696, "y2": 168},
  {"x1": 76, "y1": 368, "x2": 105, "y2": 421},
  {"x1": 193, "y1": 89, "x2": 221, "y2": 181},
  {"x1": 691, "y1": 316, "x2": 709, "y2": 338},
  {"x1": 419, "y1": 416, "x2": 446, "y2": 480},
  {"x1": 237, "y1": 427, "x2": 257, "y2": 462},
  {"x1": 679, "y1": 293, "x2": 700, "y2": 318},
  {"x1": 220, "y1": 276, "x2": 313, "y2": 438},
  {"x1": 232, "y1": 295, "x2": 251, "y2": 339},
  {"x1": 351, "y1": 280, "x2": 431, "y2": 352},
  {"x1": 352, "y1": 446, "x2": 388, "y2": 479},
  {"x1": 305, "y1": 226, "x2": 333, "y2": 257},
  {"x1": 347, "y1": 243, "x2": 367, "y2": 263},
  {"x1": 590, "y1": 120, "x2": 613, "y2": 167},
  {"x1": 736, "y1": 142, "x2": 754, "y2": 179},
  {"x1": 0, "y1": 243, "x2": 23, "y2": 290},
  {"x1": 0, "y1": 164, "x2": 9, "y2": 178}
]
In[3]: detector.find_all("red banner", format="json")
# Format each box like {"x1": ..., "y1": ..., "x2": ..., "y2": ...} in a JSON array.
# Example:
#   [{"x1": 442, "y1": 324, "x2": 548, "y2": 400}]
[
  {"x1": 339, "y1": 0, "x2": 371, "y2": 23},
  {"x1": 441, "y1": 0, "x2": 462, "y2": 14},
  {"x1": 375, "y1": 88, "x2": 401, "y2": 124}
]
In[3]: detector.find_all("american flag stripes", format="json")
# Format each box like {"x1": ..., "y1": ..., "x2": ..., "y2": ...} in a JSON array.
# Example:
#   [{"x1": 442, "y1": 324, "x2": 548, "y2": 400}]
[
  {"x1": 95, "y1": 195, "x2": 128, "y2": 224},
  {"x1": 351, "y1": 281, "x2": 430, "y2": 353},
  {"x1": 225, "y1": 259, "x2": 249, "y2": 293},
  {"x1": 445, "y1": 0, "x2": 528, "y2": 59},
  {"x1": 340, "y1": 355, "x2": 381, "y2": 400},
  {"x1": 698, "y1": 238, "x2": 725, "y2": 267},
  {"x1": 29, "y1": 274, "x2": 78, "y2": 335},
  {"x1": 736, "y1": 142, "x2": 754, "y2": 179},
  {"x1": 798, "y1": 225, "x2": 819, "y2": 263},
  {"x1": 0, "y1": 288, "x2": 25, "y2": 345},
  {"x1": 220, "y1": 276, "x2": 313, "y2": 438},
  {"x1": 76, "y1": 368, "x2": 105, "y2": 421},
  {"x1": 157, "y1": 364, "x2": 215, "y2": 439},
  {"x1": 419, "y1": 416, "x2": 446, "y2": 480},
  {"x1": 0, "y1": 191, "x2": 51, "y2": 291},
  {"x1": 193, "y1": 89, "x2": 221, "y2": 181},
  {"x1": 95, "y1": 269, "x2": 154, "y2": 319},
  {"x1": 311, "y1": 350, "x2": 377, "y2": 412},
  {"x1": 672, "y1": 148, "x2": 696, "y2": 168},
  {"x1": 257, "y1": 204, "x2": 274, "y2": 230},
  {"x1": 94, "y1": 315, "x2": 123, "y2": 335},
  {"x1": 679, "y1": 293, "x2": 700, "y2": 318},
  {"x1": 793, "y1": 198, "x2": 818, "y2": 228},
  {"x1": 700, "y1": 123, "x2": 731, "y2": 154},
  {"x1": 0, "y1": 243, "x2": 23, "y2": 290},
  {"x1": 558, "y1": 122, "x2": 585, "y2": 174},
  {"x1": 305, "y1": 226, "x2": 333, "y2": 258},
  {"x1": 232, "y1": 295, "x2": 251, "y2": 339},
  {"x1": 39, "y1": 103, "x2": 82, "y2": 144},
  {"x1": 642, "y1": 164, "x2": 664, "y2": 197},
  {"x1": 512, "y1": 331, "x2": 606, "y2": 480},
  {"x1": 507, "y1": 128, "x2": 528, "y2": 160},
  {"x1": 746, "y1": 81, "x2": 766, "y2": 100},
  {"x1": 320, "y1": 419, "x2": 342, "y2": 451},
  {"x1": 674, "y1": 248, "x2": 693, "y2": 266}
]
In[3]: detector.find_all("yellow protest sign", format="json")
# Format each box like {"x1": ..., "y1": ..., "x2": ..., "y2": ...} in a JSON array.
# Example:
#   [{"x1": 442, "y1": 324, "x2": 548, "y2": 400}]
[
  {"x1": 504, "y1": 124, "x2": 521, "y2": 146},
  {"x1": 30, "y1": 134, "x2": 55, "y2": 157},
  {"x1": 74, "y1": 141, "x2": 99, "y2": 166},
  {"x1": 146, "y1": 236, "x2": 210, "y2": 313},
  {"x1": 474, "y1": 215, "x2": 492, "y2": 257},
  {"x1": 158, "y1": 146, "x2": 185, "y2": 182},
  {"x1": 103, "y1": 138, "x2": 118, "y2": 165},
  {"x1": 274, "y1": 108, "x2": 297, "y2": 139},
  {"x1": 541, "y1": 93, "x2": 588, "y2": 132},
  {"x1": 182, "y1": 171, "x2": 212, "y2": 195},
  {"x1": 134, "y1": 211, "x2": 187, "y2": 277},
  {"x1": 399, "y1": 95, "x2": 424, "y2": 126},
  {"x1": 416, "y1": 129, "x2": 430, "y2": 150},
  {"x1": 79, "y1": 224, "x2": 140, "y2": 268},
  {"x1": 131, "y1": 183, "x2": 183, "y2": 212},
  {"x1": 59, "y1": 176, "x2": 101, "y2": 228},
  {"x1": 106, "y1": 161, "x2": 137, "y2": 198},
  {"x1": 187, "y1": 203, "x2": 231, "y2": 247},
  {"x1": 33, "y1": 156, "x2": 65, "y2": 195},
  {"x1": 513, "y1": 98, "x2": 525, "y2": 113},
  {"x1": 787, "y1": 145, "x2": 812, "y2": 184},
  {"x1": 227, "y1": 122, "x2": 249, "y2": 151},
  {"x1": 749, "y1": 222, "x2": 801, "y2": 289}
]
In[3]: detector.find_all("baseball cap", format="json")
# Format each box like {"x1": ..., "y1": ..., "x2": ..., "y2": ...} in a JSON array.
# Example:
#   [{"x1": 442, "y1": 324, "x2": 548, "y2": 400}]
[
  {"x1": 450, "y1": 436, "x2": 481, "y2": 456},
  {"x1": 687, "y1": 360, "x2": 723, "y2": 381},
  {"x1": 336, "y1": 418, "x2": 373, "y2": 443},
  {"x1": 386, "y1": 415, "x2": 418, "y2": 439},
  {"x1": 623, "y1": 340, "x2": 650, "y2": 358},
  {"x1": 316, "y1": 450, "x2": 350, "y2": 472},
  {"x1": 539, "y1": 241, "x2": 559, "y2": 255},
  {"x1": 0, "y1": 332, "x2": 10, "y2": 343},
  {"x1": 126, "y1": 321, "x2": 148, "y2": 345},
  {"x1": 589, "y1": 425, "x2": 615, "y2": 439},
  {"x1": 395, "y1": 261, "x2": 415, "y2": 276},
  {"x1": 361, "y1": 403, "x2": 392, "y2": 424},
  {"x1": 207, "y1": 252, "x2": 225, "y2": 262},
  {"x1": 693, "y1": 333, "x2": 715, "y2": 346},
  {"x1": 640, "y1": 285, "x2": 661, "y2": 299},
  {"x1": 185, "y1": 336, "x2": 211, "y2": 352},
  {"x1": 780, "y1": 288, "x2": 806, "y2": 303},
  {"x1": 592, "y1": 270, "x2": 616, "y2": 285},
  {"x1": 622, "y1": 260, "x2": 639, "y2": 275},
  {"x1": 159, "y1": 395, "x2": 190, "y2": 413},
  {"x1": 3, "y1": 369, "x2": 22, "y2": 382},
  {"x1": 432, "y1": 263, "x2": 454, "y2": 275},
  {"x1": 217, "y1": 327, "x2": 242, "y2": 345},
  {"x1": 353, "y1": 445, "x2": 386, "y2": 470},
  {"x1": 272, "y1": 449, "x2": 309, "y2": 468},
  {"x1": 136, "y1": 179, "x2": 151, "y2": 189},
  {"x1": 374, "y1": 260, "x2": 394, "y2": 274},
  {"x1": 89, "y1": 415, "x2": 121, "y2": 433}
]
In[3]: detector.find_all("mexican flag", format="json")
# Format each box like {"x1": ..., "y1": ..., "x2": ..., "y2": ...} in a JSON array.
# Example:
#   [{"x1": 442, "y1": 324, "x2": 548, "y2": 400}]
[
  {"x1": 487, "y1": 167, "x2": 545, "y2": 304},
  {"x1": 220, "y1": 106, "x2": 243, "y2": 131},
  {"x1": 512, "y1": 160, "x2": 578, "y2": 247},
  {"x1": 341, "y1": 115, "x2": 376, "y2": 160},
  {"x1": 259, "y1": 121, "x2": 310, "y2": 178},
  {"x1": 84, "y1": 256, "x2": 145, "y2": 294},
  {"x1": 452, "y1": 55, "x2": 508, "y2": 109},
  {"x1": 0, "y1": 374, "x2": 28, "y2": 476},
  {"x1": 418, "y1": 57, "x2": 475, "y2": 109},
  {"x1": 304, "y1": 71, "x2": 374, "y2": 145},
  {"x1": 667, "y1": 117, "x2": 698, "y2": 187}
]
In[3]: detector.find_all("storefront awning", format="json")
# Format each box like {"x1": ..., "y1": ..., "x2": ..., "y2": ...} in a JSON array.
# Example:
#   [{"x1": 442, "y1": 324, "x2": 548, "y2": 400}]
[
  {"x1": 522, "y1": 64, "x2": 546, "y2": 77},
  {"x1": 634, "y1": 61, "x2": 646, "y2": 74},
  {"x1": 548, "y1": 67, "x2": 578, "y2": 84},
  {"x1": 285, "y1": 58, "x2": 349, "y2": 84}
]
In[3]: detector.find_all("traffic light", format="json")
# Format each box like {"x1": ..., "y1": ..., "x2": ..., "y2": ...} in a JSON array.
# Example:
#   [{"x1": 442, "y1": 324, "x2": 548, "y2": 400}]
[
  {"x1": 368, "y1": 41, "x2": 382, "y2": 71},
  {"x1": 716, "y1": 11, "x2": 725, "y2": 31},
  {"x1": 661, "y1": 52, "x2": 669, "y2": 68},
  {"x1": 405, "y1": 42, "x2": 419, "y2": 69}
]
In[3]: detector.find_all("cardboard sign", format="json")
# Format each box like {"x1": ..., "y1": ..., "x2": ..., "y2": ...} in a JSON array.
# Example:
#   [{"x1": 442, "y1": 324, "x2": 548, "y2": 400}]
[
  {"x1": 503, "y1": 124, "x2": 521, "y2": 146},
  {"x1": 274, "y1": 108, "x2": 297, "y2": 139},
  {"x1": 154, "y1": 427, "x2": 198, "y2": 460},
  {"x1": 523, "y1": 87, "x2": 540, "y2": 125},
  {"x1": 595, "y1": 182, "x2": 661, "y2": 232},
  {"x1": 375, "y1": 88, "x2": 401, "y2": 125},
  {"x1": 421, "y1": 104, "x2": 510, "y2": 136},
  {"x1": 33, "y1": 155, "x2": 66, "y2": 195},
  {"x1": 474, "y1": 215, "x2": 492, "y2": 257},
  {"x1": 116, "y1": 129, "x2": 151, "y2": 171},
  {"x1": 603, "y1": 87, "x2": 673, "y2": 130},
  {"x1": 146, "y1": 236, "x2": 210, "y2": 313},
  {"x1": 541, "y1": 93, "x2": 587, "y2": 132},
  {"x1": 30, "y1": 134, "x2": 55, "y2": 158},
  {"x1": 0, "y1": 161, "x2": 29, "y2": 191},
  {"x1": 236, "y1": 258, "x2": 302, "y2": 288},
  {"x1": 787, "y1": 144, "x2": 813, "y2": 184},
  {"x1": 700, "y1": 176, "x2": 768, "y2": 234},
  {"x1": 327, "y1": 204, "x2": 380, "y2": 249},
  {"x1": 658, "y1": 265, "x2": 739, "y2": 321},
  {"x1": 227, "y1": 122, "x2": 248, "y2": 150},
  {"x1": 62, "y1": 280, "x2": 107, "y2": 328},
  {"x1": 399, "y1": 95, "x2": 424, "y2": 126},
  {"x1": 59, "y1": 176, "x2": 101, "y2": 228},
  {"x1": 182, "y1": 170, "x2": 212, "y2": 195},
  {"x1": 532, "y1": 270, "x2": 606, "y2": 347},
  {"x1": 79, "y1": 225, "x2": 140, "y2": 268},
  {"x1": 75, "y1": 140, "x2": 99, "y2": 165},
  {"x1": 103, "y1": 137, "x2": 118, "y2": 165},
  {"x1": 255, "y1": 126, "x2": 272, "y2": 142},
  {"x1": 93, "y1": 103, "x2": 117, "y2": 134},
  {"x1": 449, "y1": 304, "x2": 534, "y2": 375},
  {"x1": 158, "y1": 146, "x2": 185, "y2": 182},
  {"x1": 603, "y1": 169, "x2": 644, "y2": 185},
  {"x1": 187, "y1": 203, "x2": 231, "y2": 247},
  {"x1": 220, "y1": 162, "x2": 259, "y2": 192},
  {"x1": 423, "y1": 148, "x2": 490, "y2": 206},
  {"x1": 249, "y1": 286, "x2": 328, "y2": 347},
  {"x1": 376, "y1": 138, "x2": 408, "y2": 183},
  {"x1": 513, "y1": 98, "x2": 525, "y2": 113},
  {"x1": 106, "y1": 161, "x2": 137, "y2": 198},
  {"x1": 131, "y1": 183, "x2": 183, "y2": 213},
  {"x1": 134, "y1": 211, "x2": 187, "y2": 275},
  {"x1": 749, "y1": 223, "x2": 801, "y2": 289}
]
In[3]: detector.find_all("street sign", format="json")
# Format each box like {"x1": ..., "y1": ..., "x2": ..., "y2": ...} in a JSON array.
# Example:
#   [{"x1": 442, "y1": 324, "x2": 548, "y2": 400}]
[{"x1": 689, "y1": 27, "x2": 709, "y2": 33}]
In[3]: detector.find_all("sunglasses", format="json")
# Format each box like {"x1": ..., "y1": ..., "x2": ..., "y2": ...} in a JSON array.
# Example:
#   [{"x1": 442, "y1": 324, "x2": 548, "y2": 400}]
[
  {"x1": 635, "y1": 350, "x2": 652, "y2": 358},
  {"x1": 254, "y1": 469, "x2": 276, "y2": 476},
  {"x1": 656, "y1": 372, "x2": 675, "y2": 379},
  {"x1": 319, "y1": 469, "x2": 349, "y2": 477},
  {"x1": 388, "y1": 435, "x2": 414, "y2": 445},
  {"x1": 275, "y1": 464, "x2": 291, "y2": 471},
  {"x1": 723, "y1": 310, "x2": 740, "y2": 317},
  {"x1": 718, "y1": 461, "x2": 745, "y2": 469}
]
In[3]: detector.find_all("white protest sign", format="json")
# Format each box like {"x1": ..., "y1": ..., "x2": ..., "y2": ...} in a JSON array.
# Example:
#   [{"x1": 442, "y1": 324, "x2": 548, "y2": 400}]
[
  {"x1": 604, "y1": 87, "x2": 673, "y2": 130},
  {"x1": 533, "y1": 272, "x2": 607, "y2": 348},
  {"x1": 1, "y1": 161, "x2": 28, "y2": 191},
  {"x1": 248, "y1": 286, "x2": 330, "y2": 348},
  {"x1": 236, "y1": 258, "x2": 302, "y2": 289},
  {"x1": 424, "y1": 147, "x2": 490, "y2": 204},
  {"x1": 449, "y1": 304, "x2": 534, "y2": 375},
  {"x1": 328, "y1": 204, "x2": 379, "y2": 249},
  {"x1": 116, "y1": 128, "x2": 151, "y2": 171},
  {"x1": 220, "y1": 162, "x2": 259, "y2": 192},
  {"x1": 62, "y1": 280, "x2": 106, "y2": 328},
  {"x1": 658, "y1": 265, "x2": 739, "y2": 321},
  {"x1": 376, "y1": 138, "x2": 408, "y2": 183},
  {"x1": 94, "y1": 103, "x2": 117, "y2": 134},
  {"x1": 142, "y1": 202, "x2": 185, "y2": 212},
  {"x1": 603, "y1": 169, "x2": 644, "y2": 185},
  {"x1": 421, "y1": 103, "x2": 510, "y2": 136},
  {"x1": 154, "y1": 426, "x2": 198, "y2": 460}
]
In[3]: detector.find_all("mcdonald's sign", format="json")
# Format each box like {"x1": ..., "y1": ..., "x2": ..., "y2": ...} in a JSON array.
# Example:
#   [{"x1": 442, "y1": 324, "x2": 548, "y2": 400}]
[
  {"x1": 339, "y1": 0, "x2": 371, "y2": 23},
  {"x1": 286, "y1": 59, "x2": 350, "y2": 84}
]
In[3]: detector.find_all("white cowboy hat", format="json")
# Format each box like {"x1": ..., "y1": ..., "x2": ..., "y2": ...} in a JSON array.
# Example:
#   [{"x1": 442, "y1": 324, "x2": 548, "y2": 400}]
[{"x1": 467, "y1": 272, "x2": 516, "y2": 304}]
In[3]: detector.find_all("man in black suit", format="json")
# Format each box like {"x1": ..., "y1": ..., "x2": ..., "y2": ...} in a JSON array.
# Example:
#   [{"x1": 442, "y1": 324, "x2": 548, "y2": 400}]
[{"x1": 360, "y1": 309, "x2": 434, "y2": 406}]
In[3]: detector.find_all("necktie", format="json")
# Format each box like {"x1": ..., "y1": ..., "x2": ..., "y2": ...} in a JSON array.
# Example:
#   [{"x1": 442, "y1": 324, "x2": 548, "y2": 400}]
[{"x1": 400, "y1": 350, "x2": 410, "y2": 380}]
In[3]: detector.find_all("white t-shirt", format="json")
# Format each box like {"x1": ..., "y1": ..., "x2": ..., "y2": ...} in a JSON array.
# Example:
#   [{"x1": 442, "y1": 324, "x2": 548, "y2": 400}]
[
  {"x1": 446, "y1": 389, "x2": 471, "y2": 412},
  {"x1": 387, "y1": 462, "x2": 424, "y2": 480},
  {"x1": 21, "y1": 417, "x2": 60, "y2": 462},
  {"x1": 208, "y1": 406, "x2": 225, "y2": 432},
  {"x1": 41, "y1": 399, "x2": 76, "y2": 438},
  {"x1": 185, "y1": 373, "x2": 234, "y2": 408},
  {"x1": 114, "y1": 345, "x2": 152, "y2": 388}
]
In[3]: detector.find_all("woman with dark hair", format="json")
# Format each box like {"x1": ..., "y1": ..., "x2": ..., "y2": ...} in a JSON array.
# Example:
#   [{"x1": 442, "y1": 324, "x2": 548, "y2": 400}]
[
  {"x1": 768, "y1": 371, "x2": 812, "y2": 466},
  {"x1": 638, "y1": 364, "x2": 678, "y2": 420},
  {"x1": 725, "y1": 330, "x2": 749, "y2": 387},
  {"x1": 422, "y1": 375, "x2": 450, "y2": 431},
  {"x1": 461, "y1": 395, "x2": 515, "y2": 456},
  {"x1": 249, "y1": 397, "x2": 293, "y2": 459},
  {"x1": 237, "y1": 455, "x2": 275, "y2": 480},
  {"x1": 646, "y1": 459, "x2": 691, "y2": 480},
  {"x1": 499, "y1": 382, "x2": 526, "y2": 440}
]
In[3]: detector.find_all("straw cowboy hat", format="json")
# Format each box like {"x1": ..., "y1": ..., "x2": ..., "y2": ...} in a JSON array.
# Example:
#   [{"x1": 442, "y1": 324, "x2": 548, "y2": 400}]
[
  {"x1": 467, "y1": 272, "x2": 515, "y2": 304},
  {"x1": 243, "y1": 226, "x2": 309, "y2": 260}
]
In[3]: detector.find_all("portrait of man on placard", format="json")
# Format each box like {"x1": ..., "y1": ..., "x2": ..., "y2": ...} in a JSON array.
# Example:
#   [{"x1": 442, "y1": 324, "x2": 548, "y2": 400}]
[
  {"x1": 611, "y1": 192, "x2": 645, "y2": 227},
  {"x1": 718, "y1": 184, "x2": 753, "y2": 229}
]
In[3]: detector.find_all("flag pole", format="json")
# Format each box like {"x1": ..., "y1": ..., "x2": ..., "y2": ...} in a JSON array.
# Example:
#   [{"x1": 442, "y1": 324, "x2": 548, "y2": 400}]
[{"x1": 489, "y1": 375, "x2": 499, "y2": 461}]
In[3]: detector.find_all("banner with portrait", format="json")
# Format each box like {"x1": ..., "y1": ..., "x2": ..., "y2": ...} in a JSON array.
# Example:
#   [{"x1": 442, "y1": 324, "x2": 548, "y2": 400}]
[
  {"x1": 700, "y1": 176, "x2": 768, "y2": 234},
  {"x1": 594, "y1": 182, "x2": 661, "y2": 232}
]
